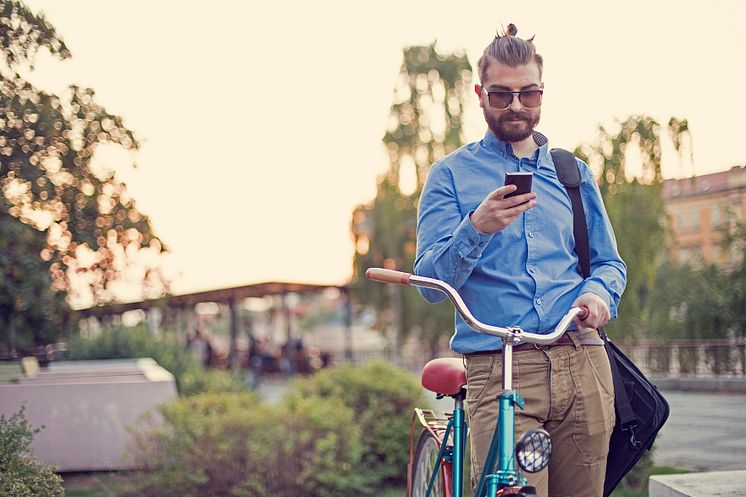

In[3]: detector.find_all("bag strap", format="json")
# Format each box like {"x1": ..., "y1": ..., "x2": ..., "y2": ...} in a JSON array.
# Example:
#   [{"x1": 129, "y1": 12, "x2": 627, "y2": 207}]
[
  {"x1": 550, "y1": 148, "x2": 641, "y2": 442},
  {"x1": 605, "y1": 341, "x2": 642, "y2": 447},
  {"x1": 550, "y1": 148, "x2": 591, "y2": 279}
]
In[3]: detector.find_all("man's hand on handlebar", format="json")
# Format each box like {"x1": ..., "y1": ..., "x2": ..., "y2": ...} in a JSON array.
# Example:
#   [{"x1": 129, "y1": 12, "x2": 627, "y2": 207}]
[
  {"x1": 470, "y1": 185, "x2": 537, "y2": 234},
  {"x1": 572, "y1": 292, "x2": 610, "y2": 330}
]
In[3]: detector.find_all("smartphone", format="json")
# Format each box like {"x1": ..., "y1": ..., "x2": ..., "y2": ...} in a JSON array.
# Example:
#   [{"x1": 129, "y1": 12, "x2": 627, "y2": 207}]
[{"x1": 504, "y1": 172, "x2": 533, "y2": 201}]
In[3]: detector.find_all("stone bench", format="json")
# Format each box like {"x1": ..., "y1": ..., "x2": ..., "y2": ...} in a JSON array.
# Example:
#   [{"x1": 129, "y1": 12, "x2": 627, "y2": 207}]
[
  {"x1": 650, "y1": 470, "x2": 746, "y2": 497},
  {"x1": 0, "y1": 358, "x2": 177, "y2": 472}
]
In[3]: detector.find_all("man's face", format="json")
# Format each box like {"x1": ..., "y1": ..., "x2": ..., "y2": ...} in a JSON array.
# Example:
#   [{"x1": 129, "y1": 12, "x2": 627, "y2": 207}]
[{"x1": 477, "y1": 61, "x2": 542, "y2": 143}]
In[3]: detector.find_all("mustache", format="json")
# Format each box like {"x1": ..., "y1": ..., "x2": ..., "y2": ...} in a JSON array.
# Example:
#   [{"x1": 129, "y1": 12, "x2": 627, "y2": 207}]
[{"x1": 499, "y1": 110, "x2": 531, "y2": 122}]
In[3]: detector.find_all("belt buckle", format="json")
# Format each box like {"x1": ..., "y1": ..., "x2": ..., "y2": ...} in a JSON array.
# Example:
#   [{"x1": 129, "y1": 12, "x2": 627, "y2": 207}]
[{"x1": 533, "y1": 343, "x2": 551, "y2": 351}]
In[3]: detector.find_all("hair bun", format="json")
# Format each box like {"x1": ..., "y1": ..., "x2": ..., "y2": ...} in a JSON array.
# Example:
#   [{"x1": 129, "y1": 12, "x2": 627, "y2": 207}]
[{"x1": 506, "y1": 23, "x2": 518, "y2": 36}]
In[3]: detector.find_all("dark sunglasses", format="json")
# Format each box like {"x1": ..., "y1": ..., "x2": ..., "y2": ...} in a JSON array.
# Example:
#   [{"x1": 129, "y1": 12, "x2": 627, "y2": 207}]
[{"x1": 483, "y1": 88, "x2": 543, "y2": 110}]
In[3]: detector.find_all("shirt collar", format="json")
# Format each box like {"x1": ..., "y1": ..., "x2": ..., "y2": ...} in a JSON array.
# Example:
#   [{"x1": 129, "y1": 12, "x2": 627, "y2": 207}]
[{"x1": 481, "y1": 130, "x2": 552, "y2": 170}]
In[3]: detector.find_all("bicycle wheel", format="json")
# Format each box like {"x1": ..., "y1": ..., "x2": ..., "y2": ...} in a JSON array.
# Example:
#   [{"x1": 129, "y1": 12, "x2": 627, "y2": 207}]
[{"x1": 411, "y1": 429, "x2": 449, "y2": 497}]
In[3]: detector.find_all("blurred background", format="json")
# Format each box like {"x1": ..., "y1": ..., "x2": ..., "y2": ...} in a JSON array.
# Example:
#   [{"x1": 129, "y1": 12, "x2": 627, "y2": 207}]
[{"x1": 1, "y1": 1, "x2": 746, "y2": 496}]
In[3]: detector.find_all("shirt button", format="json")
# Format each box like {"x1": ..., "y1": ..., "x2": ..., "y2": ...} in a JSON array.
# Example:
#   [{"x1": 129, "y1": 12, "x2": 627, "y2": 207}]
[
  {"x1": 536, "y1": 299, "x2": 543, "y2": 305},
  {"x1": 528, "y1": 232, "x2": 535, "y2": 238},
  {"x1": 529, "y1": 268, "x2": 536, "y2": 274}
]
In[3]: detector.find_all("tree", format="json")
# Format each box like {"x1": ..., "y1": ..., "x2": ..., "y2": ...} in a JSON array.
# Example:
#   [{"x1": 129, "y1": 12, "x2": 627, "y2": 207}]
[
  {"x1": 0, "y1": 0, "x2": 167, "y2": 312},
  {"x1": 0, "y1": 211, "x2": 65, "y2": 351},
  {"x1": 574, "y1": 116, "x2": 692, "y2": 339},
  {"x1": 658, "y1": 220, "x2": 746, "y2": 340},
  {"x1": 722, "y1": 221, "x2": 746, "y2": 338},
  {"x1": 351, "y1": 43, "x2": 471, "y2": 357}
]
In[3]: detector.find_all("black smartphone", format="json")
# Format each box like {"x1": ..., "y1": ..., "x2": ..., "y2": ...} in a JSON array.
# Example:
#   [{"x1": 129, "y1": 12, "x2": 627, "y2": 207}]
[{"x1": 504, "y1": 172, "x2": 533, "y2": 200}]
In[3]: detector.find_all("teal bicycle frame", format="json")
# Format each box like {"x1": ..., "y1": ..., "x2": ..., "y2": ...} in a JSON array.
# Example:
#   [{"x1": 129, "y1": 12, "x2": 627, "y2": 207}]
[{"x1": 366, "y1": 268, "x2": 582, "y2": 497}]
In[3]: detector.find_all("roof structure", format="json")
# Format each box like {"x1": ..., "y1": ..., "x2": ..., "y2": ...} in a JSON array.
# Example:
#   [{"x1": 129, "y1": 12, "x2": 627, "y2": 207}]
[
  {"x1": 663, "y1": 165, "x2": 746, "y2": 199},
  {"x1": 76, "y1": 281, "x2": 349, "y2": 318}
]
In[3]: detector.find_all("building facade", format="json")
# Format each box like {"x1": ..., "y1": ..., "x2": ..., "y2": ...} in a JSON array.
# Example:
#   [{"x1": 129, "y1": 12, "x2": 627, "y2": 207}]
[{"x1": 663, "y1": 165, "x2": 746, "y2": 267}]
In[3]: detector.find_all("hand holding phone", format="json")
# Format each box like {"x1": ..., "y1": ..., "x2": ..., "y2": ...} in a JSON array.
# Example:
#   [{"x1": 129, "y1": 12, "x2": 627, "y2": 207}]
[
  {"x1": 471, "y1": 171, "x2": 536, "y2": 233},
  {"x1": 504, "y1": 172, "x2": 533, "y2": 202}
]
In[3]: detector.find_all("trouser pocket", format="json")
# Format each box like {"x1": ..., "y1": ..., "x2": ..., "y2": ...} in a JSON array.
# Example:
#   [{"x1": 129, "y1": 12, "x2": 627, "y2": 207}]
[{"x1": 571, "y1": 346, "x2": 616, "y2": 463}]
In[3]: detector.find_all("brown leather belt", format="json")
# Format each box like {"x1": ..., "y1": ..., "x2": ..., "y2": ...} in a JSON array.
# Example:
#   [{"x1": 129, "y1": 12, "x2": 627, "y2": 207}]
[{"x1": 465, "y1": 334, "x2": 577, "y2": 356}]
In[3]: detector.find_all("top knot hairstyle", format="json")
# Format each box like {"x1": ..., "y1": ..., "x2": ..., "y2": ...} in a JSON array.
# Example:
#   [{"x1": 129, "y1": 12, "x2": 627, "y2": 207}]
[{"x1": 477, "y1": 23, "x2": 543, "y2": 83}]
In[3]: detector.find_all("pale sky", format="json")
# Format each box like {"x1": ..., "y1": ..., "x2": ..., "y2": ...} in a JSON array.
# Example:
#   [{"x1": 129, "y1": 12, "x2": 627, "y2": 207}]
[{"x1": 20, "y1": 0, "x2": 746, "y2": 298}]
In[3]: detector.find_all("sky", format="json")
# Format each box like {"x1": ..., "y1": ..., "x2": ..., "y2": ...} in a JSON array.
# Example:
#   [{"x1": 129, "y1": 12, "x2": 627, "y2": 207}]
[{"x1": 20, "y1": 0, "x2": 746, "y2": 298}]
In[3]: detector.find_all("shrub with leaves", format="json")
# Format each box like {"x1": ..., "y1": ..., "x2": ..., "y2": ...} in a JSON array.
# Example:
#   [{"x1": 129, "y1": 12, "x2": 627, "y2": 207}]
[
  {"x1": 0, "y1": 406, "x2": 63, "y2": 497},
  {"x1": 69, "y1": 323, "x2": 247, "y2": 396},
  {"x1": 125, "y1": 392, "x2": 369, "y2": 497},
  {"x1": 286, "y1": 361, "x2": 426, "y2": 485}
]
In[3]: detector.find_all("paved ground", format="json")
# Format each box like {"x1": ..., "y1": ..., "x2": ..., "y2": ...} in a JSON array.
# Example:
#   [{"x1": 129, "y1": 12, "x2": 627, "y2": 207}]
[{"x1": 653, "y1": 390, "x2": 746, "y2": 472}]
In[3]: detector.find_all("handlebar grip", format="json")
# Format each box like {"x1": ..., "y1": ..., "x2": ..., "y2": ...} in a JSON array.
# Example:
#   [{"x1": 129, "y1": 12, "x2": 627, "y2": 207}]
[
  {"x1": 365, "y1": 268, "x2": 412, "y2": 285},
  {"x1": 577, "y1": 307, "x2": 589, "y2": 320}
]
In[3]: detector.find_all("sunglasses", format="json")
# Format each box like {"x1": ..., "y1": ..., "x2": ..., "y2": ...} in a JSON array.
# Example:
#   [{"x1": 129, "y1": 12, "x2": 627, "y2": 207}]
[{"x1": 482, "y1": 88, "x2": 543, "y2": 110}]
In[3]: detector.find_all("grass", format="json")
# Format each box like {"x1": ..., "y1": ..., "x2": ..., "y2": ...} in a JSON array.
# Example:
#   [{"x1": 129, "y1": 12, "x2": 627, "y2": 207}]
[
  {"x1": 66, "y1": 490, "x2": 107, "y2": 497},
  {"x1": 61, "y1": 473, "x2": 122, "y2": 497},
  {"x1": 63, "y1": 465, "x2": 692, "y2": 497},
  {"x1": 649, "y1": 465, "x2": 693, "y2": 476},
  {"x1": 370, "y1": 465, "x2": 693, "y2": 497},
  {"x1": 609, "y1": 465, "x2": 692, "y2": 497},
  {"x1": 63, "y1": 474, "x2": 406, "y2": 497},
  {"x1": 374, "y1": 486, "x2": 405, "y2": 497}
]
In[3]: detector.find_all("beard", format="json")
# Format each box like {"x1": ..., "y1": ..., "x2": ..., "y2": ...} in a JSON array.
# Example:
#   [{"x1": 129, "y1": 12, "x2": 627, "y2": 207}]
[{"x1": 485, "y1": 108, "x2": 541, "y2": 143}]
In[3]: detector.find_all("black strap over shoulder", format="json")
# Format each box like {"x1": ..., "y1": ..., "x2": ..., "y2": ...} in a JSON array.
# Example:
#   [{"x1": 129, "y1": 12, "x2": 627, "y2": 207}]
[
  {"x1": 550, "y1": 148, "x2": 582, "y2": 188},
  {"x1": 550, "y1": 148, "x2": 590, "y2": 278}
]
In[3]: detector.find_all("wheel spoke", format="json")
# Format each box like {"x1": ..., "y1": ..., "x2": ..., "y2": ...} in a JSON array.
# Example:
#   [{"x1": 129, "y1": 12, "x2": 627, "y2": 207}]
[{"x1": 411, "y1": 431, "x2": 446, "y2": 497}]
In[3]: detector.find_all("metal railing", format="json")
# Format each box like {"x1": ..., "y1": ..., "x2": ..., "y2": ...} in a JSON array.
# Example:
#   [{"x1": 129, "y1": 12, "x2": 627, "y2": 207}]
[
  {"x1": 338, "y1": 339, "x2": 746, "y2": 379},
  {"x1": 615, "y1": 338, "x2": 746, "y2": 377}
]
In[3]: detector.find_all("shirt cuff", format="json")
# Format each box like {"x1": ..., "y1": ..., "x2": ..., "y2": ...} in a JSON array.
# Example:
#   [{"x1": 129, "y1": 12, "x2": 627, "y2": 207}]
[
  {"x1": 454, "y1": 211, "x2": 494, "y2": 252},
  {"x1": 578, "y1": 281, "x2": 612, "y2": 312}
]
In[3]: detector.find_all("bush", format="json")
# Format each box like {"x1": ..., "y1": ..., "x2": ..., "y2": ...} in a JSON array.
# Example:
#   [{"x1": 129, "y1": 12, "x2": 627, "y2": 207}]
[
  {"x1": 285, "y1": 361, "x2": 426, "y2": 485},
  {"x1": 0, "y1": 406, "x2": 64, "y2": 497},
  {"x1": 177, "y1": 367, "x2": 249, "y2": 397},
  {"x1": 124, "y1": 392, "x2": 369, "y2": 497},
  {"x1": 69, "y1": 324, "x2": 247, "y2": 396}
]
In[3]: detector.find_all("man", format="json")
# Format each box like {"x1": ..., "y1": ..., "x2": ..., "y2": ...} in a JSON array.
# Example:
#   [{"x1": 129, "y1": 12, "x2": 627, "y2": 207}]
[{"x1": 414, "y1": 24, "x2": 627, "y2": 497}]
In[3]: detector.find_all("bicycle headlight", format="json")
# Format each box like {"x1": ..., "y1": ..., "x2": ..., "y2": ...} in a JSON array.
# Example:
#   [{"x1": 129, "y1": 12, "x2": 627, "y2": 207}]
[{"x1": 515, "y1": 428, "x2": 552, "y2": 473}]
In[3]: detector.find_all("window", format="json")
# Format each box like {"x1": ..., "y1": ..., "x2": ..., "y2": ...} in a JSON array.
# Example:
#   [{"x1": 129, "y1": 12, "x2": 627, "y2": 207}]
[
  {"x1": 710, "y1": 205, "x2": 723, "y2": 229},
  {"x1": 678, "y1": 247, "x2": 702, "y2": 267},
  {"x1": 676, "y1": 210, "x2": 700, "y2": 233}
]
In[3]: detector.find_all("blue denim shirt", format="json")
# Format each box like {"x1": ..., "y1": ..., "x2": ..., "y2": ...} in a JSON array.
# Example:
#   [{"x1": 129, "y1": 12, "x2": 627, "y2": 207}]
[{"x1": 414, "y1": 131, "x2": 627, "y2": 354}]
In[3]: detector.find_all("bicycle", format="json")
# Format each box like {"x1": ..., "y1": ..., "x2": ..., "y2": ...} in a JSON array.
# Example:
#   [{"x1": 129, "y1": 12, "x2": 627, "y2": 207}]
[{"x1": 365, "y1": 268, "x2": 585, "y2": 497}]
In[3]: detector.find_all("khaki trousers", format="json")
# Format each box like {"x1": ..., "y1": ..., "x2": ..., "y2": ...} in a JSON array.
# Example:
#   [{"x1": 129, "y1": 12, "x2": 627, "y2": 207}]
[{"x1": 465, "y1": 343, "x2": 615, "y2": 497}]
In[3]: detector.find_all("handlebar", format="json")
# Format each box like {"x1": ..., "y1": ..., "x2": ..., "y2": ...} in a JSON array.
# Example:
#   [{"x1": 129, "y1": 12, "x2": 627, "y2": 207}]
[{"x1": 365, "y1": 267, "x2": 584, "y2": 346}]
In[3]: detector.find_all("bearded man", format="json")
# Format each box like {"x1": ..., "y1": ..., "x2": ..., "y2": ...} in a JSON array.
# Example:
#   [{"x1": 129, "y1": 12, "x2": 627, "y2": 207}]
[{"x1": 414, "y1": 24, "x2": 627, "y2": 497}]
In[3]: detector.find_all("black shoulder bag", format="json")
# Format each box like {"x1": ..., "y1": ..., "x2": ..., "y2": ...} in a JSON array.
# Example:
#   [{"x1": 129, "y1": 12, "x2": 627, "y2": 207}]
[{"x1": 550, "y1": 148, "x2": 671, "y2": 497}]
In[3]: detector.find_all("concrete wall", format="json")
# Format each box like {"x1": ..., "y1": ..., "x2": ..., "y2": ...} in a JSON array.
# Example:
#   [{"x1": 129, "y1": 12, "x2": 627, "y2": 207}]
[{"x1": 0, "y1": 358, "x2": 177, "y2": 472}]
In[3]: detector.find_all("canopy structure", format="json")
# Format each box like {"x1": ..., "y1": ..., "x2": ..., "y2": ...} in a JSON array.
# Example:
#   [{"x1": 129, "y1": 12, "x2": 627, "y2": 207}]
[
  {"x1": 76, "y1": 281, "x2": 354, "y2": 366},
  {"x1": 77, "y1": 281, "x2": 348, "y2": 316}
]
